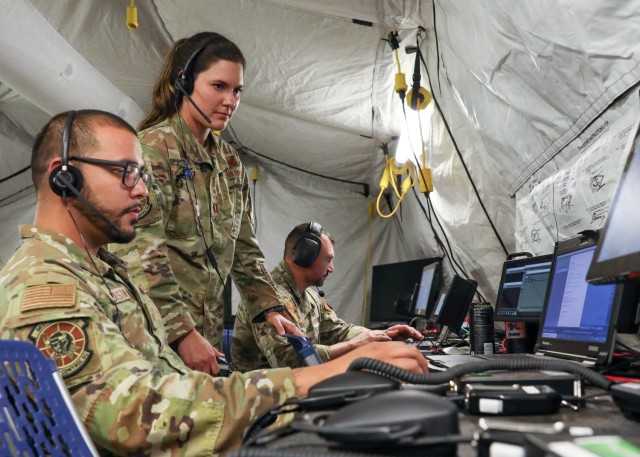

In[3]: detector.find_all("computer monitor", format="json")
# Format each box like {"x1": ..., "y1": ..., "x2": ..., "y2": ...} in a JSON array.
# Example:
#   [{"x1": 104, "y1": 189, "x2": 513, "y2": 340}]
[
  {"x1": 436, "y1": 275, "x2": 478, "y2": 333},
  {"x1": 494, "y1": 254, "x2": 553, "y2": 322},
  {"x1": 411, "y1": 262, "x2": 441, "y2": 317},
  {"x1": 587, "y1": 136, "x2": 640, "y2": 284},
  {"x1": 430, "y1": 289, "x2": 448, "y2": 322},
  {"x1": 369, "y1": 257, "x2": 441, "y2": 324}
]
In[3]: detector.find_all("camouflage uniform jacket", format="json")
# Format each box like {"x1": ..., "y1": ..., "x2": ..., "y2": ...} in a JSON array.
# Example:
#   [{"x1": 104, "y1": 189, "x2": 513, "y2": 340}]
[
  {"x1": 110, "y1": 114, "x2": 280, "y2": 349},
  {"x1": 0, "y1": 225, "x2": 296, "y2": 456},
  {"x1": 232, "y1": 260, "x2": 368, "y2": 371}
]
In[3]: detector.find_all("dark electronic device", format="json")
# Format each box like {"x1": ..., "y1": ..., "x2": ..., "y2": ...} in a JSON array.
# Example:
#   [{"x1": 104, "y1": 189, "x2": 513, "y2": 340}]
[
  {"x1": 587, "y1": 134, "x2": 640, "y2": 284},
  {"x1": 535, "y1": 231, "x2": 625, "y2": 367},
  {"x1": 369, "y1": 257, "x2": 441, "y2": 324},
  {"x1": 464, "y1": 383, "x2": 561, "y2": 416},
  {"x1": 610, "y1": 382, "x2": 640, "y2": 417},
  {"x1": 308, "y1": 371, "x2": 400, "y2": 399},
  {"x1": 494, "y1": 254, "x2": 553, "y2": 322},
  {"x1": 292, "y1": 390, "x2": 459, "y2": 455},
  {"x1": 283, "y1": 333, "x2": 322, "y2": 366},
  {"x1": 435, "y1": 275, "x2": 478, "y2": 342}
]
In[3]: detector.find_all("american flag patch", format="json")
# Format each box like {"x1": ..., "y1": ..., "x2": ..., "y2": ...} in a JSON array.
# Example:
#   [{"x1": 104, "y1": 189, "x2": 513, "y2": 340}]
[{"x1": 21, "y1": 284, "x2": 76, "y2": 312}]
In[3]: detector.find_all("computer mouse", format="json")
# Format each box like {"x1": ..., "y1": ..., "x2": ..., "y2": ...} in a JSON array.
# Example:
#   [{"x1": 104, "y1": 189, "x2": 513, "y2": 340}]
[{"x1": 404, "y1": 338, "x2": 415, "y2": 344}]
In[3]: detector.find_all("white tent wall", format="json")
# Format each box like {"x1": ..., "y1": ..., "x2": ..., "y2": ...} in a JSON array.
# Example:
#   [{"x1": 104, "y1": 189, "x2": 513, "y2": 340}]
[{"x1": 1, "y1": 1, "x2": 639, "y2": 325}]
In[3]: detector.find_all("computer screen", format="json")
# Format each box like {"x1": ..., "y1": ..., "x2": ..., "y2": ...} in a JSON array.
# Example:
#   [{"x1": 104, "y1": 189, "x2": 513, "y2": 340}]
[
  {"x1": 541, "y1": 244, "x2": 617, "y2": 344},
  {"x1": 411, "y1": 263, "x2": 440, "y2": 317},
  {"x1": 369, "y1": 257, "x2": 441, "y2": 324},
  {"x1": 430, "y1": 289, "x2": 447, "y2": 322},
  {"x1": 436, "y1": 275, "x2": 478, "y2": 332},
  {"x1": 494, "y1": 254, "x2": 553, "y2": 322},
  {"x1": 587, "y1": 138, "x2": 640, "y2": 284}
]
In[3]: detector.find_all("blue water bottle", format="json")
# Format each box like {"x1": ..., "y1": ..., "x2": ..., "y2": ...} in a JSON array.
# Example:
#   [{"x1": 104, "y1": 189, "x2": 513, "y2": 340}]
[{"x1": 283, "y1": 334, "x2": 322, "y2": 366}]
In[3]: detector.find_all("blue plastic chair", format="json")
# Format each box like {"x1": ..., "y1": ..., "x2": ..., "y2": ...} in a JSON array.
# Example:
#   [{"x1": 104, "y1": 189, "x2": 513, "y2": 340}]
[{"x1": 0, "y1": 340, "x2": 99, "y2": 456}]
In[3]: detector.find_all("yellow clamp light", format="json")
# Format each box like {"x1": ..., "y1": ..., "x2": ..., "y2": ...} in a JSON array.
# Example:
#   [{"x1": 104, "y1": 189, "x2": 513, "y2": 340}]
[{"x1": 127, "y1": 0, "x2": 138, "y2": 30}]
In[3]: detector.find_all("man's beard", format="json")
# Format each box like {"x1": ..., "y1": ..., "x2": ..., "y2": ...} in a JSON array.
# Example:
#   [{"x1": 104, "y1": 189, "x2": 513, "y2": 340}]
[
  {"x1": 312, "y1": 275, "x2": 327, "y2": 287},
  {"x1": 72, "y1": 185, "x2": 135, "y2": 244}
]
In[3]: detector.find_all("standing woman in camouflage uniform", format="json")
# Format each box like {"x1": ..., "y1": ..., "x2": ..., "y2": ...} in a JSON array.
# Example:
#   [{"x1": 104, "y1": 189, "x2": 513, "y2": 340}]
[{"x1": 113, "y1": 32, "x2": 300, "y2": 375}]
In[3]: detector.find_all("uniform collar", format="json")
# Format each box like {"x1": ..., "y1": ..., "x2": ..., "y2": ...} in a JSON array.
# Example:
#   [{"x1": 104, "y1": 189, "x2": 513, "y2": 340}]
[
  {"x1": 168, "y1": 114, "x2": 228, "y2": 176},
  {"x1": 19, "y1": 224, "x2": 121, "y2": 278}
]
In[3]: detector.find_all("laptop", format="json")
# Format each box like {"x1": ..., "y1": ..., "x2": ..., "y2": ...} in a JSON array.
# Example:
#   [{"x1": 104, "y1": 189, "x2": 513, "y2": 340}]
[
  {"x1": 493, "y1": 254, "x2": 553, "y2": 322},
  {"x1": 425, "y1": 232, "x2": 623, "y2": 370}
]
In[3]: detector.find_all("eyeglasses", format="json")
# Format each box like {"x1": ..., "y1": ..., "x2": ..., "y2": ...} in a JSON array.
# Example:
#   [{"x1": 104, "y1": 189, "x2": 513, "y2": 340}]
[{"x1": 68, "y1": 156, "x2": 151, "y2": 189}]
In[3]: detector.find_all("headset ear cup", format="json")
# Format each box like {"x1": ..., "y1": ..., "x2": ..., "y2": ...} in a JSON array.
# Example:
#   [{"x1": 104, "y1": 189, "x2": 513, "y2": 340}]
[
  {"x1": 49, "y1": 165, "x2": 83, "y2": 197},
  {"x1": 174, "y1": 73, "x2": 193, "y2": 96},
  {"x1": 293, "y1": 222, "x2": 323, "y2": 268},
  {"x1": 293, "y1": 238, "x2": 321, "y2": 268}
]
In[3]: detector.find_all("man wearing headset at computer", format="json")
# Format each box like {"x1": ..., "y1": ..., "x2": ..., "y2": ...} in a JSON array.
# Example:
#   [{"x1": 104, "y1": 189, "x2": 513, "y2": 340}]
[
  {"x1": 233, "y1": 222, "x2": 423, "y2": 371},
  {"x1": 0, "y1": 109, "x2": 428, "y2": 455}
]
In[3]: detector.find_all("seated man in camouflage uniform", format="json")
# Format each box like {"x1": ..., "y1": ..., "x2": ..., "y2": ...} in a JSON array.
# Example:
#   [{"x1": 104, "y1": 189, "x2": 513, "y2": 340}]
[
  {"x1": 0, "y1": 110, "x2": 427, "y2": 455},
  {"x1": 232, "y1": 222, "x2": 423, "y2": 371}
]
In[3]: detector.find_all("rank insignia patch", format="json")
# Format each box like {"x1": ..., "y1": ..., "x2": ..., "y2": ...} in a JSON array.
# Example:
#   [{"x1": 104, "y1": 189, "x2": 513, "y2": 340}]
[{"x1": 29, "y1": 319, "x2": 93, "y2": 378}]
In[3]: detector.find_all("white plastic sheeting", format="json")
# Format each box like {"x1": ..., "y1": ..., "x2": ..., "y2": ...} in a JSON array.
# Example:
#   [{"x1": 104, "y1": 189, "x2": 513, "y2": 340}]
[{"x1": 0, "y1": 1, "x2": 639, "y2": 324}]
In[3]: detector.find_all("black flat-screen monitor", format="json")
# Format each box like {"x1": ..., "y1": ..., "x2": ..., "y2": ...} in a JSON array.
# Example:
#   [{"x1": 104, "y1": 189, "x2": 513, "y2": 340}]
[
  {"x1": 587, "y1": 137, "x2": 640, "y2": 284},
  {"x1": 494, "y1": 254, "x2": 553, "y2": 322},
  {"x1": 411, "y1": 262, "x2": 441, "y2": 317},
  {"x1": 369, "y1": 257, "x2": 441, "y2": 324},
  {"x1": 436, "y1": 275, "x2": 478, "y2": 333}
]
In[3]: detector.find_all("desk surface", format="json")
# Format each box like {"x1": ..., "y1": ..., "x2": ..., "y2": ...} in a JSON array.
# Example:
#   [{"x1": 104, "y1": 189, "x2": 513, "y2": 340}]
[{"x1": 238, "y1": 388, "x2": 640, "y2": 456}]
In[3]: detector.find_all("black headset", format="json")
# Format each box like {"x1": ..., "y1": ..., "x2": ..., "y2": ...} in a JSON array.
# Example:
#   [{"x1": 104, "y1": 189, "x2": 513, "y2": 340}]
[
  {"x1": 174, "y1": 35, "x2": 220, "y2": 96},
  {"x1": 293, "y1": 222, "x2": 323, "y2": 268},
  {"x1": 49, "y1": 110, "x2": 84, "y2": 197}
]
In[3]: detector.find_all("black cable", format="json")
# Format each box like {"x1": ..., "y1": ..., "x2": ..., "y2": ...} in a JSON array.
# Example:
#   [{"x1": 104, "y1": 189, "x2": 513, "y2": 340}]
[
  {"x1": 615, "y1": 340, "x2": 640, "y2": 356},
  {"x1": 0, "y1": 165, "x2": 30, "y2": 184},
  {"x1": 226, "y1": 125, "x2": 370, "y2": 197},
  {"x1": 418, "y1": 50, "x2": 509, "y2": 256},
  {"x1": 252, "y1": 179, "x2": 259, "y2": 234},
  {"x1": 65, "y1": 200, "x2": 122, "y2": 329},
  {"x1": 348, "y1": 356, "x2": 614, "y2": 390},
  {"x1": 431, "y1": 0, "x2": 442, "y2": 95},
  {"x1": 0, "y1": 185, "x2": 34, "y2": 208}
]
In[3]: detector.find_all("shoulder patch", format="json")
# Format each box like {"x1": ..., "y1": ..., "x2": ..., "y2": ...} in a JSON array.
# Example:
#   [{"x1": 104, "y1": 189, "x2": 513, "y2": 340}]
[
  {"x1": 29, "y1": 318, "x2": 93, "y2": 378},
  {"x1": 21, "y1": 284, "x2": 76, "y2": 313},
  {"x1": 136, "y1": 186, "x2": 162, "y2": 225}
]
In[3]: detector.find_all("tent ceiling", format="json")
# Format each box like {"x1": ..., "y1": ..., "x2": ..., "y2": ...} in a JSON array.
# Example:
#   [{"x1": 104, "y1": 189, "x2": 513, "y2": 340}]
[{"x1": 1, "y1": 1, "x2": 639, "y2": 312}]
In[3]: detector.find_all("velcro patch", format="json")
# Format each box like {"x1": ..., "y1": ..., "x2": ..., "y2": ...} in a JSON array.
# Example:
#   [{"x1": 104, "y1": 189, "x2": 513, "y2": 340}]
[
  {"x1": 111, "y1": 287, "x2": 131, "y2": 304},
  {"x1": 21, "y1": 284, "x2": 76, "y2": 312},
  {"x1": 29, "y1": 318, "x2": 93, "y2": 378}
]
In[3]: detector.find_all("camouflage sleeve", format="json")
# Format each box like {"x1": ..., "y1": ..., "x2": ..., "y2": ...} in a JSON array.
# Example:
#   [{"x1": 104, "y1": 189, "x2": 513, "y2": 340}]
[
  {"x1": 252, "y1": 321, "x2": 332, "y2": 368},
  {"x1": 318, "y1": 298, "x2": 368, "y2": 346},
  {"x1": 3, "y1": 285, "x2": 296, "y2": 455},
  {"x1": 115, "y1": 139, "x2": 196, "y2": 342},
  {"x1": 230, "y1": 169, "x2": 281, "y2": 321}
]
